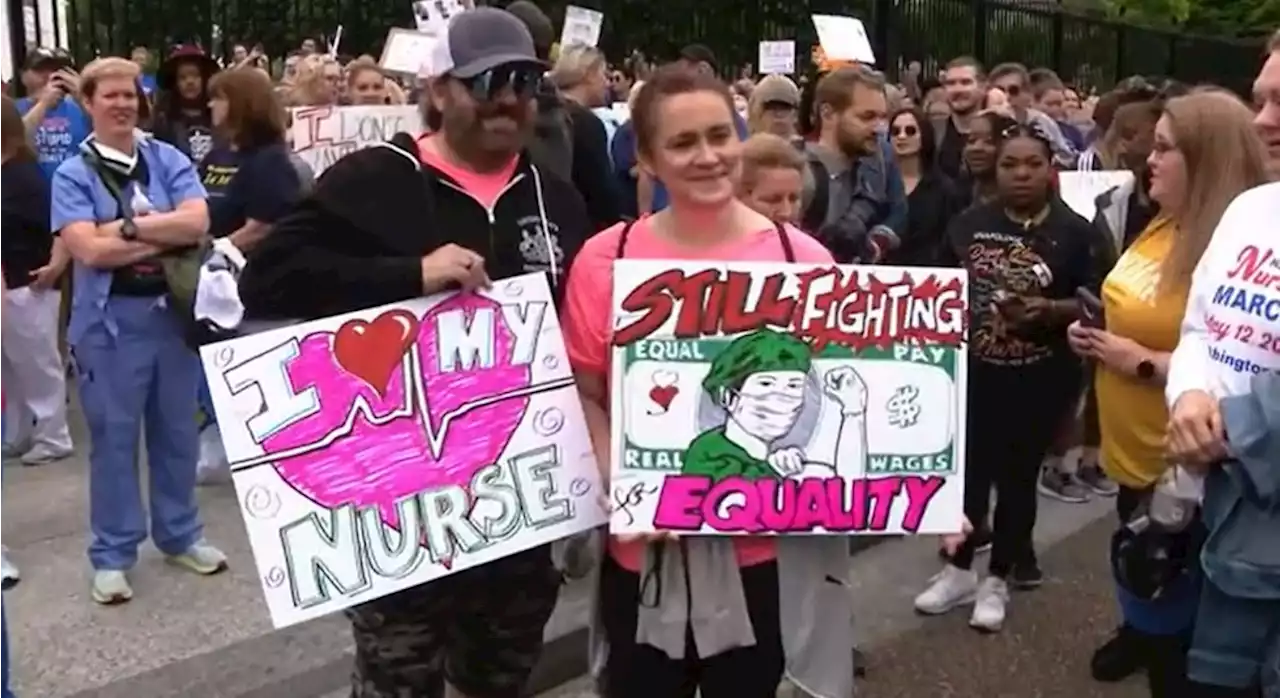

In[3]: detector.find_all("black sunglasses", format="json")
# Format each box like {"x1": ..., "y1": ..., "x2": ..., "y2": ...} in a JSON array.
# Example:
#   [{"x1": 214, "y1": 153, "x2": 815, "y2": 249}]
[
  {"x1": 892, "y1": 124, "x2": 919, "y2": 137},
  {"x1": 1001, "y1": 83, "x2": 1022, "y2": 97},
  {"x1": 456, "y1": 64, "x2": 542, "y2": 102}
]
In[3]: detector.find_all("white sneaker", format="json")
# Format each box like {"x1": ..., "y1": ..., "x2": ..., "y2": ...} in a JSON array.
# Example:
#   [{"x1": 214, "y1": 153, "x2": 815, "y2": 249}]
[
  {"x1": 1, "y1": 548, "x2": 19, "y2": 590},
  {"x1": 914, "y1": 564, "x2": 979, "y2": 615},
  {"x1": 20, "y1": 444, "x2": 73, "y2": 466},
  {"x1": 166, "y1": 541, "x2": 229, "y2": 576},
  {"x1": 969, "y1": 576, "x2": 1010, "y2": 632},
  {"x1": 91, "y1": 570, "x2": 133, "y2": 605}
]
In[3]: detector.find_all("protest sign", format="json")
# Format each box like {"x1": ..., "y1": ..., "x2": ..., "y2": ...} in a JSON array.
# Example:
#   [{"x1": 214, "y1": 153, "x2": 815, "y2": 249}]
[
  {"x1": 411, "y1": 0, "x2": 473, "y2": 32},
  {"x1": 379, "y1": 27, "x2": 438, "y2": 77},
  {"x1": 758, "y1": 40, "x2": 796, "y2": 75},
  {"x1": 812, "y1": 14, "x2": 876, "y2": 65},
  {"x1": 290, "y1": 104, "x2": 423, "y2": 176},
  {"x1": 607, "y1": 262, "x2": 968, "y2": 537},
  {"x1": 560, "y1": 5, "x2": 603, "y2": 48},
  {"x1": 200, "y1": 274, "x2": 607, "y2": 628},
  {"x1": 1058, "y1": 170, "x2": 1136, "y2": 251}
]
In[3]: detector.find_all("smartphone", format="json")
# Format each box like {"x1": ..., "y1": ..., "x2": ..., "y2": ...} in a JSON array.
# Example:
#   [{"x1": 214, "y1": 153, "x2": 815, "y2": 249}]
[{"x1": 1077, "y1": 287, "x2": 1105, "y2": 328}]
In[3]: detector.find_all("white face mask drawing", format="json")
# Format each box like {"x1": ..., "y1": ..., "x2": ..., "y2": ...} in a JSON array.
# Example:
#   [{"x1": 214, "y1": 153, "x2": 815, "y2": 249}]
[{"x1": 724, "y1": 370, "x2": 807, "y2": 443}]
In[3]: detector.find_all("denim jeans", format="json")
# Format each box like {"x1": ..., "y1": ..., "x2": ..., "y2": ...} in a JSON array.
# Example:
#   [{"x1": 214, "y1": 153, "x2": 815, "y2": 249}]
[{"x1": 3, "y1": 603, "x2": 14, "y2": 698}]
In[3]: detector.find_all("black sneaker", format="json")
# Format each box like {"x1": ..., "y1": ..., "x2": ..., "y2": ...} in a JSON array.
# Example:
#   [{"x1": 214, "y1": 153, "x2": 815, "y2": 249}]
[
  {"x1": 1091, "y1": 625, "x2": 1147, "y2": 682},
  {"x1": 937, "y1": 526, "x2": 992, "y2": 560},
  {"x1": 1010, "y1": 561, "x2": 1044, "y2": 590},
  {"x1": 852, "y1": 647, "x2": 867, "y2": 678},
  {"x1": 1038, "y1": 466, "x2": 1090, "y2": 503}
]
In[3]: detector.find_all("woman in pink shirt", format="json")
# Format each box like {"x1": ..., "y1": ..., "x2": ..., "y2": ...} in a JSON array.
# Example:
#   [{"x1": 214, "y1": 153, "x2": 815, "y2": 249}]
[{"x1": 561, "y1": 64, "x2": 838, "y2": 697}]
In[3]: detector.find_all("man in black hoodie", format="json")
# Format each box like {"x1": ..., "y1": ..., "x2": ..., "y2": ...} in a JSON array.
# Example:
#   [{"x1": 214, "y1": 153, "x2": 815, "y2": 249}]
[{"x1": 238, "y1": 9, "x2": 591, "y2": 698}]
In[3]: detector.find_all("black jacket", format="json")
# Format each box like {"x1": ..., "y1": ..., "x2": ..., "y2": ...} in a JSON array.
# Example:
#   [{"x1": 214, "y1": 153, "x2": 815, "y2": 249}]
[
  {"x1": 239, "y1": 132, "x2": 591, "y2": 321},
  {"x1": 889, "y1": 169, "x2": 963, "y2": 266}
]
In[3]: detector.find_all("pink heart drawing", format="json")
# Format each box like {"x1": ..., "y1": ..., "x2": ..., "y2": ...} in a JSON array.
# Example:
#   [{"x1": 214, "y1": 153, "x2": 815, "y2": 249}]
[{"x1": 260, "y1": 294, "x2": 531, "y2": 532}]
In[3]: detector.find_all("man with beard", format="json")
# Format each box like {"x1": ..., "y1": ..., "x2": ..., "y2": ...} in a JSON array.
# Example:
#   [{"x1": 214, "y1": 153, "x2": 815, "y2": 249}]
[
  {"x1": 237, "y1": 9, "x2": 591, "y2": 697},
  {"x1": 800, "y1": 66, "x2": 902, "y2": 264},
  {"x1": 933, "y1": 56, "x2": 986, "y2": 180},
  {"x1": 151, "y1": 45, "x2": 218, "y2": 163},
  {"x1": 1256, "y1": 29, "x2": 1280, "y2": 178}
]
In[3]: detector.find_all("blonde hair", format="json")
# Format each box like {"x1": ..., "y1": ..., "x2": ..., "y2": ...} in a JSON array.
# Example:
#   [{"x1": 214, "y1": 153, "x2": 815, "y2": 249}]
[
  {"x1": 289, "y1": 54, "x2": 338, "y2": 106},
  {"x1": 550, "y1": 44, "x2": 605, "y2": 90},
  {"x1": 80, "y1": 57, "x2": 141, "y2": 100},
  {"x1": 739, "y1": 133, "x2": 804, "y2": 191},
  {"x1": 1159, "y1": 91, "x2": 1270, "y2": 292}
]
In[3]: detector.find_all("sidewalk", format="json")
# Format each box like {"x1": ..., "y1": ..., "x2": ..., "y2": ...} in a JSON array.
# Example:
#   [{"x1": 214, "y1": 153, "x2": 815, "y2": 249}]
[{"x1": 3, "y1": 401, "x2": 1124, "y2": 698}]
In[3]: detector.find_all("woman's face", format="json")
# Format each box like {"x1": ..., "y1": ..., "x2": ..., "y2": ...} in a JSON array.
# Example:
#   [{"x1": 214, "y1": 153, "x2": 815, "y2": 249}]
[
  {"x1": 610, "y1": 71, "x2": 632, "y2": 101},
  {"x1": 322, "y1": 63, "x2": 343, "y2": 102},
  {"x1": 642, "y1": 90, "x2": 740, "y2": 208},
  {"x1": 176, "y1": 62, "x2": 204, "y2": 101},
  {"x1": 1063, "y1": 89, "x2": 1081, "y2": 113},
  {"x1": 349, "y1": 69, "x2": 387, "y2": 106},
  {"x1": 963, "y1": 118, "x2": 997, "y2": 175},
  {"x1": 760, "y1": 104, "x2": 797, "y2": 139},
  {"x1": 88, "y1": 76, "x2": 139, "y2": 135},
  {"x1": 209, "y1": 93, "x2": 229, "y2": 127},
  {"x1": 1113, "y1": 103, "x2": 1157, "y2": 172},
  {"x1": 890, "y1": 112, "x2": 922, "y2": 159},
  {"x1": 740, "y1": 166, "x2": 803, "y2": 224},
  {"x1": 995, "y1": 136, "x2": 1052, "y2": 210},
  {"x1": 1147, "y1": 114, "x2": 1187, "y2": 211}
]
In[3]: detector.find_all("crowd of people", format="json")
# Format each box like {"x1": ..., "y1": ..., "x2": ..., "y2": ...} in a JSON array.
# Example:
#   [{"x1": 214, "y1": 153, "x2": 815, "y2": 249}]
[{"x1": 0, "y1": 2, "x2": 1277, "y2": 696}]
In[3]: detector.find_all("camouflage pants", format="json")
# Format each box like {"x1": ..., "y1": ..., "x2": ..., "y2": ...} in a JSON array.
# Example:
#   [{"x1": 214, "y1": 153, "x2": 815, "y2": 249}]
[{"x1": 346, "y1": 545, "x2": 561, "y2": 698}]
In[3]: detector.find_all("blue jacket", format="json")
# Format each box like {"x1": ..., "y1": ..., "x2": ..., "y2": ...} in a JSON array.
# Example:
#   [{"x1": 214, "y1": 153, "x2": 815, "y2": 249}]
[
  {"x1": 1201, "y1": 370, "x2": 1280, "y2": 600},
  {"x1": 49, "y1": 132, "x2": 207, "y2": 345}
]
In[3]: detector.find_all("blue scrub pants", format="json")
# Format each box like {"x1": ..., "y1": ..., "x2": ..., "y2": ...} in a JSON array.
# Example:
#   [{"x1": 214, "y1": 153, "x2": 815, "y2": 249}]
[
  {"x1": 72, "y1": 297, "x2": 203, "y2": 570},
  {"x1": 2, "y1": 603, "x2": 13, "y2": 697}
]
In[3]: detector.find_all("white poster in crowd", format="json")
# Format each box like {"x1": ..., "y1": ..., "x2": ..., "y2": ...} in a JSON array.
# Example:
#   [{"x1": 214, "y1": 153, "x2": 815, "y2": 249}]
[
  {"x1": 812, "y1": 14, "x2": 875, "y2": 65},
  {"x1": 412, "y1": 0, "x2": 473, "y2": 32},
  {"x1": 1058, "y1": 170, "x2": 1136, "y2": 251},
  {"x1": 200, "y1": 273, "x2": 608, "y2": 628},
  {"x1": 607, "y1": 260, "x2": 968, "y2": 537},
  {"x1": 290, "y1": 105, "x2": 423, "y2": 175},
  {"x1": 758, "y1": 40, "x2": 796, "y2": 75},
  {"x1": 380, "y1": 27, "x2": 438, "y2": 77},
  {"x1": 560, "y1": 5, "x2": 603, "y2": 48}
]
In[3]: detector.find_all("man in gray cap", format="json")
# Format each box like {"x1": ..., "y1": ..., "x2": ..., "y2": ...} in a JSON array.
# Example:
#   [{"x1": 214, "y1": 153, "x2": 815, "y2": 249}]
[{"x1": 238, "y1": 8, "x2": 593, "y2": 697}]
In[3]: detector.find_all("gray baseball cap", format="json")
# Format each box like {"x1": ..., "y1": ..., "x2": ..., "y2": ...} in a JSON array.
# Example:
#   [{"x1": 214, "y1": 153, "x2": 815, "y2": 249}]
[{"x1": 434, "y1": 7, "x2": 546, "y2": 79}]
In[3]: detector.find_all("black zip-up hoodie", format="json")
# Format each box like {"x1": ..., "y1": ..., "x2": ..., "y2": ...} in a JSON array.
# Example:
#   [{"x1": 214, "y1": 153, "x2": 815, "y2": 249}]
[{"x1": 239, "y1": 132, "x2": 591, "y2": 321}]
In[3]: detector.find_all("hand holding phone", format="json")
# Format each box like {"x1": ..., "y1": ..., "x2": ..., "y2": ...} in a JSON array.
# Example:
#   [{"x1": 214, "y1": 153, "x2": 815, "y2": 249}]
[{"x1": 1077, "y1": 287, "x2": 1105, "y2": 329}]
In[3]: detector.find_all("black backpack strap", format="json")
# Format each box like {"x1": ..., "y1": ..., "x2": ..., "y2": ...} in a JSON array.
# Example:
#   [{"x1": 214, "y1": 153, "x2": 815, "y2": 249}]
[
  {"x1": 775, "y1": 221, "x2": 796, "y2": 262},
  {"x1": 802, "y1": 155, "x2": 830, "y2": 234},
  {"x1": 80, "y1": 146, "x2": 133, "y2": 220},
  {"x1": 615, "y1": 218, "x2": 638, "y2": 259}
]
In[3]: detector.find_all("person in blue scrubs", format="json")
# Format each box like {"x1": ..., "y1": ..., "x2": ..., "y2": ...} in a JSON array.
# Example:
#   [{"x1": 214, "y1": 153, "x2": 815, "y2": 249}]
[
  {"x1": 49, "y1": 57, "x2": 227, "y2": 606},
  {"x1": 130, "y1": 46, "x2": 158, "y2": 97},
  {"x1": 15, "y1": 48, "x2": 91, "y2": 182}
]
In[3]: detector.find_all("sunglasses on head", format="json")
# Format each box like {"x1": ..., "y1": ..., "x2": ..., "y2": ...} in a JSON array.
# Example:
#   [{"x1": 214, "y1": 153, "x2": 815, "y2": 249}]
[
  {"x1": 456, "y1": 64, "x2": 542, "y2": 102},
  {"x1": 892, "y1": 124, "x2": 919, "y2": 137}
]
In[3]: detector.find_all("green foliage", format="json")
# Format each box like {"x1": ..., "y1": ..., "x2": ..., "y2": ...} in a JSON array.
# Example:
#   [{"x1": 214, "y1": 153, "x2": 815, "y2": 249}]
[{"x1": 1100, "y1": 0, "x2": 1279, "y2": 35}]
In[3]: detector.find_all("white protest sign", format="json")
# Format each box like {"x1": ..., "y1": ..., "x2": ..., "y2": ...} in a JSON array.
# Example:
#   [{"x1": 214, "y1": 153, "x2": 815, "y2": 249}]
[
  {"x1": 290, "y1": 105, "x2": 423, "y2": 175},
  {"x1": 607, "y1": 261, "x2": 968, "y2": 537},
  {"x1": 412, "y1": 0, "x2": 473, "y2": 32},
  {"x1": 560, "y1": 5, "x2": 603, "y2": 48},
  {"x1": 200, "y1": 274, "x2": 607, "y2": 628},
  {"x1": 812, "y1": 14, "x2": 876, "y2": 65},
  {"x1": 758, "y1": 40, "x2": 796, "y2": 75},
  {"x1": 379, "y1": 27, "x2": 439, "y2": 77},
  {"x1": 1058, "y1": 170, "x2": 1136, "y2": 251}
]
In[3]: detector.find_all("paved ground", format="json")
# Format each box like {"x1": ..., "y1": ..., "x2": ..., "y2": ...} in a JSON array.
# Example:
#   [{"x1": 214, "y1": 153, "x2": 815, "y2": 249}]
[{"x1": 3, "y1": 402, "x2": 1133, "y2": 698}]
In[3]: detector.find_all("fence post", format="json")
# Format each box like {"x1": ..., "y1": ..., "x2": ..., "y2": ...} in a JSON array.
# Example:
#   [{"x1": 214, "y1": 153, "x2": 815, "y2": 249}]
[
  {"x1": 1114, "y1": 25, "x2": 1126, "y2": 82},
  {"x1": 873, "y1": 0, "x2": 893, "y2": 76},
  {"x1": 1051, "y1": 12, "x2": 1064, "y2": 77},
  {"x1": 971, "y1": 0, "x2": 988, "y2": 64}
]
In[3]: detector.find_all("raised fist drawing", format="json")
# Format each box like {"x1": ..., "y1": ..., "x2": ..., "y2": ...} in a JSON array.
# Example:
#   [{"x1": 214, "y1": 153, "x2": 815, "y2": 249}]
[{"x1": 823, "y1": 365, "x2": 868, "y2": 415}]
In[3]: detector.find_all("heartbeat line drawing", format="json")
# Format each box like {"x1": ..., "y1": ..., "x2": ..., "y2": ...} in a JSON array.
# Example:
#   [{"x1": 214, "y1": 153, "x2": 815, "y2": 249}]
[{"x1": 229, "y1": 346, "x2": 576, "y2": 473}]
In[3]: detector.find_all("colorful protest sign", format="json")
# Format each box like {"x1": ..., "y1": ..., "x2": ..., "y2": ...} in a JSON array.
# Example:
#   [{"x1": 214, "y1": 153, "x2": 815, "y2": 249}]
[
  {"x1": 607, "y1": 262, "x2": 968, "y2": 537},
  {"x1": 290, "y1": 105, "x2": 423, "y2": 175},
  {"x1": 200, "y1": 274, "x2": 607, "y2": 628}
]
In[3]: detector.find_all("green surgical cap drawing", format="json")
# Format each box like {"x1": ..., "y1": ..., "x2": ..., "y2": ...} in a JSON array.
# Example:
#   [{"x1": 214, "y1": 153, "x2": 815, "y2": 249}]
[{"x1": 682, "y1": 329, "x2": 813, "y2": 481}]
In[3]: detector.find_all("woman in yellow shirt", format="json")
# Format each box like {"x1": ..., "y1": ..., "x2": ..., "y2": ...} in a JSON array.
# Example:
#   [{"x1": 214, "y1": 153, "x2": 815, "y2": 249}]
[{"x1": 1067, "y1": 90, "x2": 1270, "y2": 696}]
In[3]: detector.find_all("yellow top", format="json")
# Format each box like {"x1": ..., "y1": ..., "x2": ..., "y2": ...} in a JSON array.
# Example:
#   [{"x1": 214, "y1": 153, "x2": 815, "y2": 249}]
[{"x1": 1095, "y1": 218, "x2": 1189, "y2": 488}]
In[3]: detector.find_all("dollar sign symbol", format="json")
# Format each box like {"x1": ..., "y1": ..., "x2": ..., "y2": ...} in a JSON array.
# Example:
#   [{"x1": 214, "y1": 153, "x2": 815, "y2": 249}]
[{"x1": 887, "y1": 385, "x2": 921, "y2": 428}]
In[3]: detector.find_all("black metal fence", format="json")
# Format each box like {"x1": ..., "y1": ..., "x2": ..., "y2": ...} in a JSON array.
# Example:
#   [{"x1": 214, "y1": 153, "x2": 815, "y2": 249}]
[{"x1": 13, "y1": 0, "x2": 1269, "y2": 95}]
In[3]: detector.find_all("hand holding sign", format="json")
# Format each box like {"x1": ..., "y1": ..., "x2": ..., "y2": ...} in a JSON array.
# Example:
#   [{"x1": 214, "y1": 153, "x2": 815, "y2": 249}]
[{"x1": 812, "y1": 14, "x2": 876, "y2": 65}]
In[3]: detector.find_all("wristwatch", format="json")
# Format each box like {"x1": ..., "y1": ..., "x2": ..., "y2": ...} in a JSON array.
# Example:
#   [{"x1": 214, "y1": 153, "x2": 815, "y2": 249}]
[
  {"x1": 120, "y1": 219, "x2": 139, "y2": 241},
  {"x1": 1136, "y1": 358, "x2": 1156, "y2": 381}
]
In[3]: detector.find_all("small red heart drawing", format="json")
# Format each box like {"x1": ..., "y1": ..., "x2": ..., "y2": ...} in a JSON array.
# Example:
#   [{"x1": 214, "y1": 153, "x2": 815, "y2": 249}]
[
  {"x1": 333, "y1": 309, "x2": 421, "y2": 397},
  {"x1": 649, "y1": 385, "x2": 679, "y2": 412}
]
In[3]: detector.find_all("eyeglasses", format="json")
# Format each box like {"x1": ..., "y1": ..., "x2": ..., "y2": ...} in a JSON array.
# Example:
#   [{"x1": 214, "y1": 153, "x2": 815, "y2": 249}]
[
  {"x1": 892, "y1": 124, "x2": 919, "y2": 137},
  {"x1": 456, "y1": 65, "x2": 542, "y2": 102},
  {"x1": 1001, "y1": 83, "x2": 1022, "y2": 97}
]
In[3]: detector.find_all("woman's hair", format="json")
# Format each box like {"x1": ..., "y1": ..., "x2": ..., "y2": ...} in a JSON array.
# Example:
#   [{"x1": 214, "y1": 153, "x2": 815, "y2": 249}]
[
  {"x1": 746, "y1": 74, "x2": 800, "y2": 134},
  {"x1": 79, "y1": 57, "x2": 141, "y2": 101},
  {"x1": 289, "y1": 54, "x2": 337, "y2": 106},
  {"x1": 739, "y1": 133, "x2": 804, "y2": 190},
  {"x1": 995, "y1": 121, "x2": 1054, "y2": 160},
  {"x1": 209, "y1": 67, "x2": 286, "y2": 149},
  {"x1": 1158, "y1": 91, "x2": 1270, "y2": 291},
  {"x1": 888, "y1": 106, "x2": 936, "y2": 165},
  {"x1": 550, "y1": 44, "x2": 605, "y2": 91},
  {"x1": 1, "y1": 95, "x2": 35, "y2": 162},
  {"x1": 346, "y1": 62, "x2": 383, "y2": 87},
  {"x1": 630, "y1": 63, "x2": 733, "y2": 157}
]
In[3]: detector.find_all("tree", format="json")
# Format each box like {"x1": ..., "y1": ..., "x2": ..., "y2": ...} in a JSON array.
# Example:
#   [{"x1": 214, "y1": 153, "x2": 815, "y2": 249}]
[{"x1": 1098, "y1": 0, "x2": 1279, "y2": 36}]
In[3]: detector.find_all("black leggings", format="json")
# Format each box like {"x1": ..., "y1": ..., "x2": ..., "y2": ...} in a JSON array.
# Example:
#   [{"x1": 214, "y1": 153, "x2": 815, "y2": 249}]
[{"x1": 598, "y1": 555, "x2": 785, "y2": 698}]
